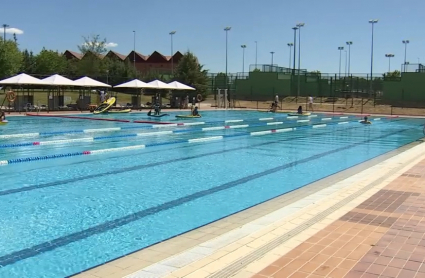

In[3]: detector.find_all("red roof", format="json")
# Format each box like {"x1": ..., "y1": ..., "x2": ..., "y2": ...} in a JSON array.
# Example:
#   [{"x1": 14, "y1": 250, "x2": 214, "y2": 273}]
[{"x1": 63, "y1": 50, "x2": 182, "y2": 61}]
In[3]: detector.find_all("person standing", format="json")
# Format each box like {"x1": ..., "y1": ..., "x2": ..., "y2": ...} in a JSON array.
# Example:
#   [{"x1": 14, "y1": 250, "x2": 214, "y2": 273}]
[{"x1": 308, "y1": 95, "x2": 314, "y2": 112}]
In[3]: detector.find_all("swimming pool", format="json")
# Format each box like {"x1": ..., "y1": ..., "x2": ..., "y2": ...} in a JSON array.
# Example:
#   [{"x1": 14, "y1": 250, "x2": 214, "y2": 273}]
[{"x1": 0, "y1": 110, "x2": 423, "y2": 277}]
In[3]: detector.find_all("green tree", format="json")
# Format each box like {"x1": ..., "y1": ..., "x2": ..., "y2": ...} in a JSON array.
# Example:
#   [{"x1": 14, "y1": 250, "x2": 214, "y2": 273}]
[
  {"x1": 78, "y1": 34, "x2": 108, "y2": 55},
  {"x1": 33, "y1": 48, "x2": 69, "y2": 75},
  {"x1": 214, "y1": 72, "x2": 227, "y2": 89},
  {"x1": 103, "y1": 57, "x2": 136, "y2": 85},
  {"x1": 383, "y1": 70, "x2": 401, "y2": 81},
  {"x1": 174, "y1": 51, "x2": 209, "y2": 98},
  {"x1": 0, "y1": 37, "x2": 23, "y2": 78},
  {"x1": 20, "y1": 49, "x2": 36, "y2": 74},
  {"x1": 252, "y1": 68, "x2": 261, "y2": 72},
  {"x1": 75, "y1": 35, "x2": 109, "y2": 77}
]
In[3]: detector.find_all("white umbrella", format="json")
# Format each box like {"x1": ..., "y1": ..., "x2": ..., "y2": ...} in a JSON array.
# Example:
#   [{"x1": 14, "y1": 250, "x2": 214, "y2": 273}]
[
  {"x1": 167, "y1": 81, "x2": 196, "y2": 90},
  {"x1": 73, "y1": 76, "x2": 111, "y2": 87},
  {"x1": 0, "y1": 73, "x2": 45, "y2": 85},
  {"x1": 147, "y1": 79, "x2": 175, "y2": 89},
  {"x1": 41, "y1": 74, "x2": 77, "y2": 86},
  {"x1": 114, "y1": 79, "x2": 156, "y2": 89}
]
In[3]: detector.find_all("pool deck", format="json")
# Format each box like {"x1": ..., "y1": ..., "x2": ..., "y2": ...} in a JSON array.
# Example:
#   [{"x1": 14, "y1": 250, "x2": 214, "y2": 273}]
[{"x1": 71, "y1": 134, "x2": 425, "y2": 278}]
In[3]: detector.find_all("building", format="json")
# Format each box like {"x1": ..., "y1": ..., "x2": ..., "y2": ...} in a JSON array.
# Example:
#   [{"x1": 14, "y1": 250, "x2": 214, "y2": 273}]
[{"x1": 63, "y1": 50, "x2": 183, "y2": 74}]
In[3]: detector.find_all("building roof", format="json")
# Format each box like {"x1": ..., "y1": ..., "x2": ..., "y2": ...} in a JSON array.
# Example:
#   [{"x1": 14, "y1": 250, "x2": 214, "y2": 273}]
[
  {"x1": 106, "y1": 50, "x2": 126, "y2": 60},
  {"x1": 64, "y1": 50, "x2": 83, "y2": 59},
  {"x1": 63, "y1": 50, "x2": 182, "y2": 62}
]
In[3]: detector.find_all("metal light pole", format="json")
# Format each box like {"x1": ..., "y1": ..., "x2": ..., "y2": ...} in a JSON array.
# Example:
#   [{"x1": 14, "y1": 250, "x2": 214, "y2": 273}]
[
  {"x1": 169, "y1": 31, "x2": 176, "y2": 75},
  {"x1": 133, "y1": 30, "x2": 136, "y2": 71},
  {"x1": 241, "y1": 45, "x2": 246, "y2": 73},
  {"x1": 369, "y1": 19, "x2": 378, "y2": 94},
  {"x1": 255, "y1": 41, "x2": 258, "y2": 70},
  {"x1": 2, "y1": 24, "x2": 9, "y2": 42},
  {"x1": 385, "y1": 54, "x2": 394, "y2": 72},
  {"x1": 402, "y1": 40, "x2": 409, "y2": 72},
  {"x1": 224, "y1": 26, "x2": 231, "y2": 91},
  {"x1": 270, "y1": 51, "x2": 275, "y2": 68},
  {"x1": 344, "y1": 50, "x2": 348, "y2": 76},
  {"x1": 292, "y1": 27, "x2": 298, "y2": 98},
  {"x1": 287, "y1": 43, "x2": 293, "y2": 70},
  {"x1": 338, "y1": 46, "x2": 344, "y2": 78},
  {"x1": 296, "y1": 23, "x2": 305, "y2": 99},
  {"x1": 346, "y1": 41, "x2": 353, "y2": 76}
]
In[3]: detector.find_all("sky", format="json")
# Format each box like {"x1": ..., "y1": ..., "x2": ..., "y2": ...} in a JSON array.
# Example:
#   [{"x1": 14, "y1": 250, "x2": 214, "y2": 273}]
[{"x1": 2, "y1": 0, "x2": 423, "y2": 75}]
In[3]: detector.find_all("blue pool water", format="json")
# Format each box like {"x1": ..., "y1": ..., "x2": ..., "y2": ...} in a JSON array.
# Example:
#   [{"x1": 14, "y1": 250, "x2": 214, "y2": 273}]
[{"x1": 0, "y1": 110, "x2": 423, "y2": 277}]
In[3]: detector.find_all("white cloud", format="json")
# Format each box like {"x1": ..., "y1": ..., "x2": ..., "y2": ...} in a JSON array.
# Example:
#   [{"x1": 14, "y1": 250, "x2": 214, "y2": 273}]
[
  {"x1": 105, "y1": 42, "x2": 118, "y2": 48},
  {"x1": 82, "y1": 42, "x2": 118, "y2": 48},
  {"x1": 4, "y1": 27, "x2": 24, "y2": 35}
]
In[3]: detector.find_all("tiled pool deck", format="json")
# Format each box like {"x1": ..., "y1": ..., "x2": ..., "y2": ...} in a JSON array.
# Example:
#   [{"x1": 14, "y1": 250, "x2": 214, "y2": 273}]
[{"x1": 74, "y1": 139, "x2": 425, "y2": 278}]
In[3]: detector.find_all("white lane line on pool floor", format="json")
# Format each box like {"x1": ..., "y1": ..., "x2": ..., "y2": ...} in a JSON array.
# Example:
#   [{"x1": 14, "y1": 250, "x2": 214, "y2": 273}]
[{"x1": 125, "y1": 143, "x2": 425, "y2": 278}]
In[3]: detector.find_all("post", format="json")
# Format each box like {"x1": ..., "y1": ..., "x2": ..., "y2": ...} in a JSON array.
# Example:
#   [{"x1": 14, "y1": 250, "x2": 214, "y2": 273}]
[
  {"x1": 297, "y1": 23, "x2": 304, "y2": 100},
  {"x1": 133, "y1": 31, "x2": 136, "y2": 71},
  {"x1": 2, "y1": 24, "x2": 9, "y2": 42},
  {"x1": 169, "y1": 31, "x2": 176, "y2": 75},
  {"x1": 369, "y1": 19, "x2": 378, "y2": 96},
  {"x1": 292, "y1": 27, "x2": 298, "y2": 101},
  {"x1": 224, "y1": 89, "x2": 228, "y2": 109},
  {"x1": 217, "y1": 88, "x2": 221, "y2": 108},
  {"x1": 224, "y1": 27, "x2": 231, "y2": 95},
  {"x1": 255, "y1": 41, "x2": 258, "y2": 70}
]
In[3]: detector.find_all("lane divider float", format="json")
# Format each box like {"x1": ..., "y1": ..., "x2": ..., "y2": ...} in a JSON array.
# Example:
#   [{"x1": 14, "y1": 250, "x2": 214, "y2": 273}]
[
  {"x1": 0, "y1": 117, "x2": 375, "y2": 149},
  {"x1": 0, "y1": 115, "x2": 360, "y2": 140},
  {"x1": 0, "y1": 118, "x2": 399, "y2": 166},
  {"x1": 26, "y1": 113, "x2": 130, "y2": 123}
]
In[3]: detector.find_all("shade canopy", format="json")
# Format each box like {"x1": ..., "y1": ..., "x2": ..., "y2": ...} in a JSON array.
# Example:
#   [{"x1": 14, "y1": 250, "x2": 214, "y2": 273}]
[
  {"x1": 73, "y1": 76, "x2": 111, "y2": 87},
  {"x1": 114, "y1": 79, "x2": 156, "y2": 89},
  {"x1": 41, "y1": 74, "x2": 77, "y2": 86},
  {"x1": 147, "y1": 79, "x2": 175, "y2": 89},
  {"x1": 167, "y1": 81, "x2": 196, "y2": 90},
  {"x1": 0, "y1": 73, "x2": 45, "y2": 85}
]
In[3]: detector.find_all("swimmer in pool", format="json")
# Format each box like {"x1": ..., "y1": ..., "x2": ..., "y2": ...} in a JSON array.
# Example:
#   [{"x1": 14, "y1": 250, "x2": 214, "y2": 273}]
[
  {"x1": 147, "y1": 109, "x2": 152, "y2": 116},
  {"x1": 192, "y1": 106, "x2": 200, "y2": 116},
  {"x1": 297, "y1": 106, "x2": 303, "y2": 114},
  {"x1": 360, "y1": 116, "x2": 371, "y2": 124},
  {"x1": 0, "y1": 111, "x2": 5, "y2": 121},
  {"x1": 154, "y1": 103, "x2": 161, "y2": 116}
]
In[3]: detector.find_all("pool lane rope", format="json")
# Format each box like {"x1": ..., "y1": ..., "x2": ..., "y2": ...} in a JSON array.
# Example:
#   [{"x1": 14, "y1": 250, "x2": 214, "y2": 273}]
[
  {"x1": 0, "y1": 115, "x2": 362, "y2": 140},
  {"x1": 26, "y1": 113, "x2": 130, "y2": 123},
  {"x1": 0, "y1": 117, "x2": 393, "y2": 166},
  {"x1": 0, "y1": 117, "x2": 362, "y2": 149}
]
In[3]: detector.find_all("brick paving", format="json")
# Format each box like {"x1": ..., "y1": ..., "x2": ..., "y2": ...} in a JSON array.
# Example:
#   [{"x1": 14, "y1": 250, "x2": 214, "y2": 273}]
[{"x1": 253, "y1": 159, "x2": 425, "y2": 278}]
